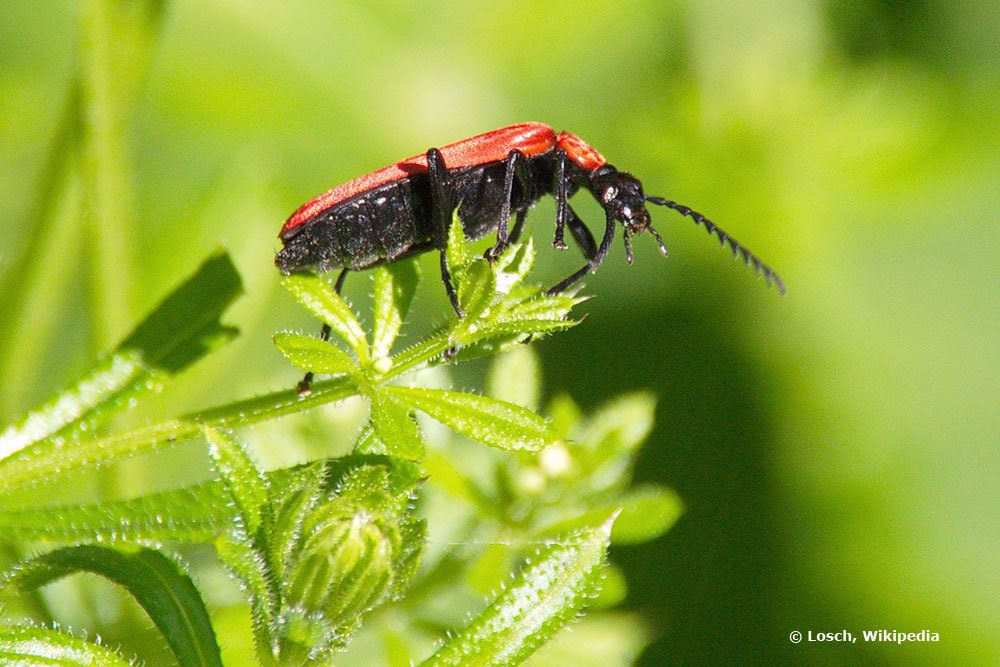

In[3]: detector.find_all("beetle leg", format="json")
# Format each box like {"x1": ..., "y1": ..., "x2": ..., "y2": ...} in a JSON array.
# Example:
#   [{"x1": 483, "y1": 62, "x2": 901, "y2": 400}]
[
  {"x1": 427, "y1": 147, "x2": 463, "y2": 317},
  {"x1": 553, "y1": 148, "x2": 570, "y2": 250},
  {"x1": 485, "y1": 149, "x2": 530, "y2": 263},
  {"x1": 297, "y1": 268, "x2": 349, "y2": 396},
  {"x1": 545, "y1": 209, "x2": 615, "y2": 295},
  {"x1": 566, "y1": 204, "x2": 597, "y2": 260}
]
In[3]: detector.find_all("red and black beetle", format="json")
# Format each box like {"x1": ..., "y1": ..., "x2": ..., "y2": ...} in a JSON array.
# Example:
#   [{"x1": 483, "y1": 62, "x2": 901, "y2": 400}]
[{"x1": 277, "y1": 122, "x2": 784, "y2": 391}]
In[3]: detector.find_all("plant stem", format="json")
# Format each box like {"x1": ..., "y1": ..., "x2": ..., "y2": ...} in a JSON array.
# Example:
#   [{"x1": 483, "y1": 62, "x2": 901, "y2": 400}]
[{"x1": 77, "y1": 0, "x2": 138, "y2": 350}]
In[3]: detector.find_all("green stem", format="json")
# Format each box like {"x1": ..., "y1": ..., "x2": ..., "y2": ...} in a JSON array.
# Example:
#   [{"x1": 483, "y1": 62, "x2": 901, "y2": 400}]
[{"x1": 78, "y1": 0, "x2": 138, "y2": 350}]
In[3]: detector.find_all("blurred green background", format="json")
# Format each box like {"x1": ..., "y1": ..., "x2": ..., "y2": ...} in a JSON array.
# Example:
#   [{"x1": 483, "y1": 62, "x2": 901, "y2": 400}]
[{"x1": 2, "y1": 0, "x2": 998, "y2": 664}]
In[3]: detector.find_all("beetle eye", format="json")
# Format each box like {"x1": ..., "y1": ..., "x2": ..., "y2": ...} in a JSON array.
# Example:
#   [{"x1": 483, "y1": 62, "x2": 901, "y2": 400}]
[{"x1": 602, "y1": 186, "x2": 618, "y2": 203}]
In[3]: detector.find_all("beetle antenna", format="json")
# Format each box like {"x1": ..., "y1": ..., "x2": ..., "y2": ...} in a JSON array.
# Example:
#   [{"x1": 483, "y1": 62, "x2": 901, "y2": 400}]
[
  {"x1": 645, "y1": 196, "x2": 785, "y2": 295},
  {"x1": 647, "y1": 225, "x2": 669, "y2": 257}
]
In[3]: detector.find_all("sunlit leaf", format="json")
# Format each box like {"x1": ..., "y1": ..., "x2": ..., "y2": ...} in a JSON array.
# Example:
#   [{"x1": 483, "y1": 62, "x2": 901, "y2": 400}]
[
  {"x1": 452, "y1": 320, "x2": 577, "y2": 365},
  {"x1": 456, "y1": 259, "x2": 495, "y2": 323},
  {"x1": 494, "y1": 236, "x2": 535, "y2": 295},
  {"x1": 588, "y1": 562, "x2": 628, "y2": 609},
  {"x1": 0, "y1": 482, "x2": 231, "y2": 543},
  {"x1": 372, "y1": 261, "x2": 420, "y2": 359},
  {"x1": 607, "y1": 485, "x2": 683, "y2": 544},
  {"x1": 267, "y1": 461, "x2": 329, "y2": 586},
  {"x1": 421, "y1": 515, "x2": 616, "y2": 666},
  {"x1": 446, "y1": 213, "x2": 471, "y2": 273},
  {"x1": 503, "y1": 294, "x2": 582, "y2": 321},
  {"x1": 4, "y1": 546, "x2": 223, "y2": 667},
  {"x1": 422, "y1": 450, "x2": 495, "y2": 515},
  {"x1": 385, "y1": 386, "x2": 554, "y2": 451},
  {"x1": 535, "y1": 485, "x2": 683, "y2": 545},
  {"x1": 215, "y1": 532, "x2": 278, "y2": 663},
  {"x1": 489, "y1": 346, "x2": 541, "y2": 411},
  {"x1": 526, "y1": 612, "x2": 653, "y2": 667},
  {"x1": 548, "y1": 394, "x2": 583, "y2": 441},
  {"x1": 370, "y1": 389, "x2": 426, "y2": 460},
  {"x1": 587, "y1": 392, "x2": 657, "y2": 456},
  {"x1": 352, "y1": 420, "x2": 385, "y2": 454},
  {"x1": 0, "y1": 252, "x2": 242, "y2": 459},
  {"x1": 203, "y1": 426, "x2": 269, "y2": 535},
  {"x1": 273, "y1": 332, "x2": 358, "y2": 375},
  {"x1": 281, "y1": 273, "x2": 369, "y2": 362},
  {"x1": 0, "y1": 376, "x2": 358, "y2": 501},
  {"x1": 0, "y1": 625, "x2": 133, "y2": 666},
  {"x1": 465, "y1": 542, "x2": 511, "y2": 595}
]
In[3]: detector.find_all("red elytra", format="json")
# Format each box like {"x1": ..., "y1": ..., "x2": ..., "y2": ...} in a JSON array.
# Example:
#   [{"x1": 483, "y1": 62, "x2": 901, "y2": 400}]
[{"x1": 280, "y1": 123, "x2": 606, "y2": 236}]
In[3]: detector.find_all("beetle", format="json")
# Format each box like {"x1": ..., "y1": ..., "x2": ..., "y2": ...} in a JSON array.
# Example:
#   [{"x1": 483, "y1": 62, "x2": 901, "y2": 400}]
[{"x1": 277, "y1": 122, "x2": 784, "y2": 393}]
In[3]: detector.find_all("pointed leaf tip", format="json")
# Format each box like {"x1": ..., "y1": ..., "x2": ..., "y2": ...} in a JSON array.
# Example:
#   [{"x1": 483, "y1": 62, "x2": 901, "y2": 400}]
[{"x1": 281, "y1": 273, "x2": 369, "y2": 361}]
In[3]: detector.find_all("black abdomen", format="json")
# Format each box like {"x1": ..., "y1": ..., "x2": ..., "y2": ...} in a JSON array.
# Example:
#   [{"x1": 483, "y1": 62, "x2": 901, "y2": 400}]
[{"x1": 275, "y1": 153, "x2": 554, "y2": 274}]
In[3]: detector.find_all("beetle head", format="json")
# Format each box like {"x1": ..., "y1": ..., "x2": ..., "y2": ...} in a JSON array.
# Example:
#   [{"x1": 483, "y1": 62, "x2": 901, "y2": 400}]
[{"x1": 589, "y1": 166, "x2": 668, "y2": 263}]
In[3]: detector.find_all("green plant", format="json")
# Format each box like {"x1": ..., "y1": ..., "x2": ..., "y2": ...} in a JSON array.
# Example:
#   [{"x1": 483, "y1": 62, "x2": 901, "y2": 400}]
[
  {"x1": 0, "y1": 220, "x2": 680, "y2": 665},
  {"x1": 0, "y1": 7, "x2": 678, "y2": 662}
]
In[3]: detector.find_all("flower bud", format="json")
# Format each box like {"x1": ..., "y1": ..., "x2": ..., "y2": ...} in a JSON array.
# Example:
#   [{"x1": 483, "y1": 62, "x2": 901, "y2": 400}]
[{"x1": 276, "y1": 460, "x2": 424, "y2": 662}]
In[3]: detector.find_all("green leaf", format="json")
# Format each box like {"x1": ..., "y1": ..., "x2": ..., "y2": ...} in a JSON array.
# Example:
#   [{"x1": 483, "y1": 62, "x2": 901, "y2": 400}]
[
  {"x1": 548, "y1": 394, "x2": 583, "y2": 441},
  {"x1": 382, "y1": 330, "x2": 455, "y2": 378},
  {"x1": 489, "y1": 346, "x2": 541, "y2": 411},
  {"x1": 421, "y1": 515, "x2": 616, "y2": 666},
  {"x1": 267, "y1": 461, "x2": 330, "y2": 586},
  {"x1": 0, "y1": 481, "x2": 232, "y2": 543},
  {"x1": 0, "y1": 251, "x2": 242, "y2": 459},
  {"x1": 456, "y1": 259, "x2": 495, "y2": 323},
  {"x1": 273, "y1": 332, "x2": 358, "y2": 375},
  {"x1": 0, "y1": 625, "x2": 133, "y2": 666},
  {"x1": 525, "y1": 612, "x2": 653, "y2": 667},
  {"x1": 465, "y1": 542, "x2": 512, "y2": 595},
  {"x1": 352, "y1": 420, "x2": 386, "y2": 454},
  {"x1": 493, "y1": 236, "x2": 535, "y2": 295},
  {"x1": 118, "y1": 251, "x2": 242, "y2": 374},
  {"x1": 4, "y1": 546, "x2": 223, "y2": 667},
  {"x1": 587, "y1": 392, "x2": 657, "y2": 456},
  {"x1": 385, "y1": 387, "x2": 554, "y2": 451},
  {"x1": 372, "y1": 261, "x2": 419, "y2": 359},
  {"x1": 446, "y1": 213, "x2": 471, "y2": 273},
  {"x1": 382, "y1": 626, "x2": 415, "y2": 667},
  {"x1": 281, "y1": 273, "x2": 369, "y2": 362},
  {"x1": 215, "y1": 532, "x2": 279, "y2": 664},
  {"x1": 464, "y1": 318, "x2": 577, "y2": 344},
  {"x1": 535, "y1": 485, "x2": 683, "y2": 545},
  {"x1": 607, "y1": 485, "x2": 683, "y2": 544},
  {"x1": 370, "y1": 390, "x2": 426, "y2": 460},
  {"x1": 451, "y1": 321, "x2": 577, "y2": 365},
  {"x1": 0, "y1": 376, "x2": 359, "y2": 501},
  {"x1": 203, "y1": 426, "x2": 269, "y2": 535},
  {"x1": 422, "y1": 450, "x2": 495, "y2": 515},
  {"x1": 0, "y1": 419, "x2": 194, "y2": 500},
  {"x1": 588, "y1": 562, "x2": 628, "y2": 609},
  {"x1": 503, "y1": 293, "x2": 582, "y2": 322},
  {"x1": 580, "y1": 392, "x2": 658, "y2": 491}
]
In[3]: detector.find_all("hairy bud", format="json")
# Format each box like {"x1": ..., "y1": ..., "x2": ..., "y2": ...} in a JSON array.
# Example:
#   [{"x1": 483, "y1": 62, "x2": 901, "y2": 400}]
[{"x1": 274, "y1": 460, "x2": 424, "y2": 663}]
